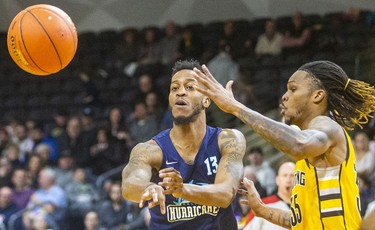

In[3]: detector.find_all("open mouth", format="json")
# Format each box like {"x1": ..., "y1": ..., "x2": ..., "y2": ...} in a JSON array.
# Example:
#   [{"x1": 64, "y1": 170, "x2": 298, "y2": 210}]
[{"x1": 175, "y1": 99, "x2": 188, "y2": 106}]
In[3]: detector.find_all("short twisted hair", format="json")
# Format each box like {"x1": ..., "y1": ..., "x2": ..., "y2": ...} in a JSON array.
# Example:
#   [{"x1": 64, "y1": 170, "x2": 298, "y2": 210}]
[
  {"x1": 299, "y1": 60, "x2": 375, "y2": 130},
  {"x1": 172, "y1": 59, "x2": 202, "y2": 76}
]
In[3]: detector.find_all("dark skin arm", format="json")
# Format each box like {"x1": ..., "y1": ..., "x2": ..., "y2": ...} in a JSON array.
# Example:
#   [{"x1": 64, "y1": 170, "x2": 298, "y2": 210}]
[
  {"x1": 121, "y1": 140, "x2": 166, "y2": 213},
  {"x1": 158, "y1": 129, "x2": 246, "y2": 208},
  {"x1": 239, "y1": 177, "x2": 291, "y2": 229},
  {"x1": 193, "y1": 65, "x2": 343, "y2": 163}
]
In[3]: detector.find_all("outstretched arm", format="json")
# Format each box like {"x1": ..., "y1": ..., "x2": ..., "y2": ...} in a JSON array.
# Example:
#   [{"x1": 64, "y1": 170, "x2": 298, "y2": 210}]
[
  {"x1": 193, "y1": 65, "x2": 338, "y2": 161},
  {"x1": 159, "y1": 129, "x2": 246, "y2": 208},
  {"x1": 122, "y1": 141, "x2": 165, "y2": 213},
  {"x1": 240, "y1": 178, "x2": 291, "y2": 229}
]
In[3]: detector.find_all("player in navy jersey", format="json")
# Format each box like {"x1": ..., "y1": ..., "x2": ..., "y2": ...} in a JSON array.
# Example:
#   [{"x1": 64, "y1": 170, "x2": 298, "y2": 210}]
[{"x1": 122, "y1": 59, "x2": 246, "y2": 230}]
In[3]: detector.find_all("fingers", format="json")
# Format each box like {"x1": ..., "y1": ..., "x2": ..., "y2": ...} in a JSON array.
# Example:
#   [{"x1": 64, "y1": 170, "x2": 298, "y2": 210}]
[
  {"x1": 239, "y1": 199, "x2": 250, "y2": 206},
  {"x1": 201, "y1": 64, "x2": 219, "y2": 84},
  {"x1": 241, "y1": 177, "x2": 255, "y2": 190}
]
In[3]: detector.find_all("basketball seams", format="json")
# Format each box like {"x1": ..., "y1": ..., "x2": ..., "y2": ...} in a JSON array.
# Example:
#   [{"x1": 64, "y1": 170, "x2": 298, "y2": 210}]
[
  {"x1": 29, "y1": 6, "x2": 78, "y2": 61},
  {"x1": 19, "y1": 10, "x2": 50, "y2": 75},
  {"x1": 26, "y1": 9, "x2": 63, "y2": 70}
]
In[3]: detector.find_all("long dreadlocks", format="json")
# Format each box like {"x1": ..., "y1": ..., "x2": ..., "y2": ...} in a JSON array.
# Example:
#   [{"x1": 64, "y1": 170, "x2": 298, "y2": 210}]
[{"x1": 299, "y1": 60, "x2": 375, "y2": 130}]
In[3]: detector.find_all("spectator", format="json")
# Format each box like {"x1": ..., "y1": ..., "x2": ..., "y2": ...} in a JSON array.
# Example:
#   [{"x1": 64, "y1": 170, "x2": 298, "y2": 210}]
[
  {"x1": 11, "y1": 168, "x2": 34, "y2": 210},
  {"x1": 137, "y1": 73, "x2": 155, "y2": 102},
  {"x1": 78, "y1": 71, "x2": 102, "y2": 108},
  {"x1": 124, "y1": 202, "x2": 148, "y2": 230},
  {"x1": 255, "y1": 19, "x2": 283, "y2": 59},
  {"x1": 282, "y1": 11, "x2": 312, "y2": 52},
  {"x1": 29, "y1": 123, "x2": 58, "y2": 163},
  {"x1": 3, "y1": 143, "x2": 24, "y2": 168},
  {"x1": 12, "y1": 123, "x2": 33, "y2": 162},
  {"x1": 57, "y1": 117, "x2": 90, "y2": 168},
  {"x1": 25, "y1": 155, "x2": 45, "y2": 189},
  {"x1": 207, "y1": 39, "x2": 240, "y2": 86},
  {"x1": 106, "y1": 107, "x2": 133, "y2": 149},
  {"x1": 0, "y1": 128, "x2": 11, "y2": 155},
  {"x1": 138, "y1": 27, "x2": 161, "y2": 66},
  {"x1": 65, "y1": 168, "x2": 99, "y2": 230},
  {"x1": 89, "y1": 127, "x2": 125, "y2": 176},
  {"x1": 97, "y1": 183, "x2": 130, "y2": 229},
  {"x1": 177, "y1": 27, "x2": 203, "y2": 61},
  {"x1": 45, "y1": 108, "x2": 69, "y2": 140},
  {"x1": 243, "y1": 162, "x2": 295, "y2": 230},
  {"x1": 145, "y1": 91, "x2": 166, "y2": 124},
  {"x1": 128, "y1": 101, "x2": 160, "y2": 144},
  {"x1": 0, "y1": 157, "x2": 14, "y2": 188},
  {"x1": 80, "y1": 107, "x2": 98, "y2": 148},
  {"x1": 117, "y1": 28, "x2": 141, "y2": 67},
  {"x1": 24, "y1": 167, "x2": 67, "y2": 228},
  {"x1": 53, "y1": 150, "x2": 75, "y2": 189},
  {"x1": 84, "y1": 211, "x2": 106, "y2": 230},
  {"x1": 34, "y1": 143, "x2": 53, "y2": 166},
  {"x1": 160, "y1": 20, "x2": 181, "y2": 66},
  {"x1": 246, "y1": 146, "x2": 276, "y2": 195},
  {"x1": 220, "y1": 19, "x2": 243, "y2": 60},
  {"x1": 358, "y1": 174, "x2": 372, "y2": 217},
  {"x1": 353, "y1": 131, "x2": 375, "y2": 181},
  {"x1": 0, "y1": 186, "x2": 19, "y2": 229}
]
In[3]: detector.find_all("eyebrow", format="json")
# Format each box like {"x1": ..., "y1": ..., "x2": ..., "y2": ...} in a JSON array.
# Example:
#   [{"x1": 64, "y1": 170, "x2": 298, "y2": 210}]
[{"x1": 171, "y1": 78, "x2": 196, "y2": 84}]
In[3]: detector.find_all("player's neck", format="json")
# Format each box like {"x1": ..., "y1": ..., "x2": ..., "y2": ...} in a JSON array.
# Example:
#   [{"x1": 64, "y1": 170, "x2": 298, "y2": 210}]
[{"x1": 170, "y1": 119, "x2": 206, "y2": 153}]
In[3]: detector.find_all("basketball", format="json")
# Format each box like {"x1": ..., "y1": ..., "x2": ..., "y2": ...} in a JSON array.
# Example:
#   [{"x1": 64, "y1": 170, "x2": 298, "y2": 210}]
[{"x1": 7, "y1": 4, "x2": 78, "y2": 76}]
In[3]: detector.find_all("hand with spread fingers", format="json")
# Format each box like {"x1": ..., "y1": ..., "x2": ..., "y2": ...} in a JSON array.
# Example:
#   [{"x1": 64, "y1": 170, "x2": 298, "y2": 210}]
[
  {"x1": 193, "y1": 64, "x2": 241, "y2": 115},
  {"x1": 139, "y1": 184, "x2": 166, "y2": 214},
  {"x1": 159, "y1": 167, "x2": 184, "y2": 198},
  {"x1": 238, "y1": 177, "x2": 265, "y2": 216}
]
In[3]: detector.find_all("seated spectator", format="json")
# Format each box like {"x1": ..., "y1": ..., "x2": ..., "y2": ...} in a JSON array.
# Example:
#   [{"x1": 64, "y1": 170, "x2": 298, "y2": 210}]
[
  {"x1": 160, "y1": 20, "x2": 181, "y2": 66},
  {"x1": 11, "y1": 168, "x2": 34, "y2": 210},
  {"x1": 117, "y1": 28, "x2": 141, "y2": 67},
  {"x1": 282, "y1": 11, "x2": 312, "y2": 51},
  {"x1": 34, "y1": 143, "x2": 53, "y2": 166},
  {"x1": 127, "y1": 101, "x2": 160, "y2": 144},
  {"x1": 29, "y1": 123, "x2": 58, "y2": 163},
  {"x1": 53, "y1": 150, "x2": 75, "y2": 189},
  {"x1": 65, "y1": 168, "x2": 99, "y2": 230},
  {"x1": 243, "y1": 162, "x2": 295, "y2": 230},
  {"x1": 145, "y1": 91, "x2": 167, "y2": 124},
  {"x1": 0, "y1": 157, "x2": 14, "y2": 188},
  {"x1": 358, "y1": 174, "x2": 372, "y2": 217},
  {"x1": 353, "y1": 131, "x2": 375, "y2": 181},
  {"x1": 246, "y1": 146, "x2": 276, "y2": 195},
  {"x1": 25, "y1": 154, "x2": 46, "y2": 189},
  {"x1": 45, "y1": 108, "x2": 69, "y2": 140},
  {"x1": 220, "y1": 19, "x2": 244, "y2": 60},
  {"x1": 0, "y1": 186, "x2": 19, "y2": 229},
  {"x1": 3, "y1": 143, "x2": 24, "y2": 168},
  {"x1": 84, "y1": 211, "x2": 106, "y2": 230},
  {"x1": 89, "y1": 127, "x2": 125, "y2": 176},
  {"x1": 138, "y1": 27, "x2": 161, "y2": 66},
  {"x1": 97, "y1": 183, "x2": 130, "y2": 229},
  {"x1": 12, "y1": 123, "x2": 33, "y2": 162},
  {"x1": 57, "y1": 117, "x2": 91, "y2": 168},
  {"x1": 24, "y1": 167, "x2": 67, "y2": 228},
  {"x1": 177, "y1": 27, "x2": 203, "y2": 61},
  {"x1": 255, "y1": 19, "x2": 283, "y2": 59},
  {"x1": 0, "y1": 127, "x2": 11, "y2": 154},
  {"x1": 124, "y1": 202, "x2": 148, "y2": 230}
]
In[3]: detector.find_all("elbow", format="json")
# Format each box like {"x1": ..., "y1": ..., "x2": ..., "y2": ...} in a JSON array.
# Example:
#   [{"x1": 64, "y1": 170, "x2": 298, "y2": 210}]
[
  {"x1": 219, "y1": 188, "x2": 237, "y2": 208},
  {"x1": 121, "y1": 182, "x2": 133, "y2": 201}
]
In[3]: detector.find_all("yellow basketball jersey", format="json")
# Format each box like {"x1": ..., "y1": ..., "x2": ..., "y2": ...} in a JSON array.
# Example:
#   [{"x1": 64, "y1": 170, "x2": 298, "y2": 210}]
[{"x1": 291, "y1": 129, "x2": 361, "y2": 230}]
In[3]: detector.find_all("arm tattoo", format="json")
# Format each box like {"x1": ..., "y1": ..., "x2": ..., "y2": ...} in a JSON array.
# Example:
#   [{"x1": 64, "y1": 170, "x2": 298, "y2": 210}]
[
  {"x1": 238, "y1": 108, "x2": 299, "y2": 156},
  {"x1": 219, "y1": 133, "x2": 245, "y2": 179}
]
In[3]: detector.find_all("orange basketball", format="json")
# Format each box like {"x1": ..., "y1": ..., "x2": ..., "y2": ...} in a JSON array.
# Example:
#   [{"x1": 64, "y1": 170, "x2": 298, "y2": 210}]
[{"x1": 7, "y1": 4, "x2": 78, "y2": 76}]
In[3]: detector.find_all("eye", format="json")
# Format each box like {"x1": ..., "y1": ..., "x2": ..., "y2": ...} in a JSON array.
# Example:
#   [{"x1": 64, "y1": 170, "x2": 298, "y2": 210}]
[
  {"x1": 171, "y1": 86, "x2": 178, "y2": 91},
  {"x1": 186, "y1": 85, "x2": 194, "y2": 91},
  {"x1": 290, "y1": 87, "x2": 297, "y2": 92}
]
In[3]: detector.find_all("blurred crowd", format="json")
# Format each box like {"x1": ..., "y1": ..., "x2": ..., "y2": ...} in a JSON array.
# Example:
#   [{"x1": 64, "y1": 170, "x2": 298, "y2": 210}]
[{"x1": 0, "y1": 7, "x2": 374, "y2": 230}]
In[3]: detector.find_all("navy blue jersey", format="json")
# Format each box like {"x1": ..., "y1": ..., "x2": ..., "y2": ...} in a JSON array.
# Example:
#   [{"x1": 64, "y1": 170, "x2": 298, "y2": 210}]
[{"x1": 150, "y1": 125, "x2": 237, "y2": 230}]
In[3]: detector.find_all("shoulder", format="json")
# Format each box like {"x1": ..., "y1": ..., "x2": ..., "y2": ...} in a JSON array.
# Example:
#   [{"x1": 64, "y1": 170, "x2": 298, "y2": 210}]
[
  {"x1": 128, "y1": 140, "x2": 162, "y2": 168},
  {"x1": 308, "y1": 116, "x2": 343, "y2": 140},
  {"x1": 218, "y1": 129, "x2": 246, "y2": 156}
]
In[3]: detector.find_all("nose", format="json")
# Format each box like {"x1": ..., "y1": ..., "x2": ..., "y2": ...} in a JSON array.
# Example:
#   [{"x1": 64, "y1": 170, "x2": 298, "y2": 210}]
[
  {"x1": 281, "y1": 91, "x2": 288, "y2": 101},
  {"x1": 176, "y1": 88, "x2": 186, "y2": 96}
]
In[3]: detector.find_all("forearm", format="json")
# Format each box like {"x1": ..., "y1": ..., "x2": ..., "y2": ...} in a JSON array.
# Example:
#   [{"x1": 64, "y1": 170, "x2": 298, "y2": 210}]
[
  {"x1": 122, "y1": 177, "x2": 154, "y2": 202},
  {"x1": 234, "y1": 105, "x2": 303, "y2": 159},
  {"x1": 256, "y1": 205, "x2": 291, "y2": 229},
  {"x1": 181, "y1": 183, "x2": 236, "y2": 208}
]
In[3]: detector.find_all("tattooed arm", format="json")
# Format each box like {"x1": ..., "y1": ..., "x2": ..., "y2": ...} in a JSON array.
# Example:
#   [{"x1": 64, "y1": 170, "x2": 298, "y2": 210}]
[
  {"x1": 161, "y1": 129, "x2": 246, "y2": 208},
  {"x1": 240, "y1": 178, "x2": 291, "y2": 229},
  {"x1": 122, "y1": 140, "x2": 164, "y2": 211},
  {"x1": 193, "y1": 65, "x2": 340, "y2": 161}
]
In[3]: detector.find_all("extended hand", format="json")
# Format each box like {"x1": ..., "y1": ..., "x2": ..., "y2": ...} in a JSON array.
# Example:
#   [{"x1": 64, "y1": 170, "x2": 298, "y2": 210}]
[
  {"x1": 159, "y1": 167, "x2": 184, "y2": 198},
  {"x1": 238, "y1": 177, "x2": 264, "y2": 216},
  {"x1": 139, "y1": 184, "x2": 166, "y2": 214},
  {"x1": 193, "y1": 65, "x2": 240, "y2": 115}
]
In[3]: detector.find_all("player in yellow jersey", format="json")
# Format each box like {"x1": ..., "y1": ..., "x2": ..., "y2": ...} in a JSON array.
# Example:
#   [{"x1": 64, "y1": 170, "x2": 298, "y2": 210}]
[{"x1": 193, "y1": 60, "x2": 375, "y2": 229}]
